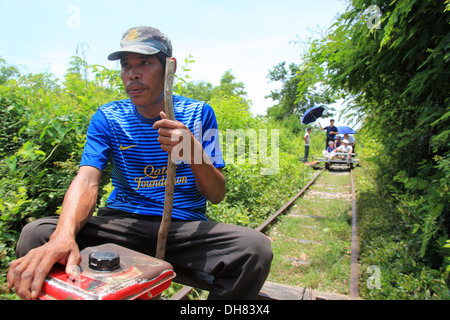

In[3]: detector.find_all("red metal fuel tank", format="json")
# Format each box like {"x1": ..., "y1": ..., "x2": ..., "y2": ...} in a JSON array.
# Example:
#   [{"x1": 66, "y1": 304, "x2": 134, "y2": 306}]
[{"x1": 39, "y1": 243, "x2": 175, "y2": 300}]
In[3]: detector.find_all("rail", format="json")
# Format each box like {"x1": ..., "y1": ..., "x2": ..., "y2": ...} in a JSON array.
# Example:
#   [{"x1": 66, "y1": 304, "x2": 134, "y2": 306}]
[{"x1": 350, "y1": 169, "x2": 359, "y2": 298}]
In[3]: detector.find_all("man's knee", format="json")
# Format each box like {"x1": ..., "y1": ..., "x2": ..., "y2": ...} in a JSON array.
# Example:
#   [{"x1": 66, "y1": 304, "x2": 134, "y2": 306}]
[
  {"x1": 15, "y1": 217, "x2": 57, "y2": 258},
  {"x1": 250, "y1": 230, "x2": 273, "y2": 265},
  {"x1": 236, "y1": 227, "x2": 273, "y2": 269},
  {"x1": 216, "y1": 227, "x2": 272, "y2": 299}
]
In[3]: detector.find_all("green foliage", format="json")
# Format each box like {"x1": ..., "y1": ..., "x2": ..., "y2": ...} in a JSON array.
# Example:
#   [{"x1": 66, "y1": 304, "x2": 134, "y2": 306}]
[
  {"x1": 0, "y1": 58, "x2": 19, "y2": 85},
  {"x1": 208, "y1": 150, "x2": 311, "y2": 229},
  {"x1": 266, "y1": 61, "x2": 336, "y2": 122},
  {"x1": 354, "y1": 140, "x2": 449, "y2": 299}
]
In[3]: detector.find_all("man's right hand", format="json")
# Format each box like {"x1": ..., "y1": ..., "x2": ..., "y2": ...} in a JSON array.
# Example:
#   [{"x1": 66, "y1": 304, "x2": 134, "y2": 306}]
[{"x1": 7, "y1": 236, "x2": 81, "y2": 300}]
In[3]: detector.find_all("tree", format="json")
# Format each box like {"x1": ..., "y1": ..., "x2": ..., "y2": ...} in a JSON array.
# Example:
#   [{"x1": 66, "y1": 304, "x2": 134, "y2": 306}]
[
  {"x1": 0, "y1": 57, "x2": 19, "y2": 85},
  {"x1": 176, "y1": 70, "x2": 254, "y2": 130},
  {"x1": 266, "y1": 61, "x2": 336, "y2": 122}
]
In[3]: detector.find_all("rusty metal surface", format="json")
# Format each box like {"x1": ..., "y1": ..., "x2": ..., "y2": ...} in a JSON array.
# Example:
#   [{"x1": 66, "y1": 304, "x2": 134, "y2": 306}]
[
  {"x1": 350, "y1": 170, "x2": 359, "y2": 298},
  {"x1": 40, "y1": 243, "x2": 175, "y2": 300}
]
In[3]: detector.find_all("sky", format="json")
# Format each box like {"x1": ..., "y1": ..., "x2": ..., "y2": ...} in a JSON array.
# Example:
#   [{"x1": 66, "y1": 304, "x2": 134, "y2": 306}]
[{"x1": 0, "y1": 0, "x2": 349, "y2": 117}]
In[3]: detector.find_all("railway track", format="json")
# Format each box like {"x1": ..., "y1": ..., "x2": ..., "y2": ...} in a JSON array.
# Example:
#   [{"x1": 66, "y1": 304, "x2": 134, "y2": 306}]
[{"x1": 170, "y1": 167, "x2": 359, "y2": 300}]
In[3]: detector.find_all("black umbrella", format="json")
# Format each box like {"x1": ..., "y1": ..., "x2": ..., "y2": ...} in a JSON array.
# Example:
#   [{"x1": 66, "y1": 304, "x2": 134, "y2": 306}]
[{"x1": 302, "y1": 105, "x2": 325, "y2": 124}]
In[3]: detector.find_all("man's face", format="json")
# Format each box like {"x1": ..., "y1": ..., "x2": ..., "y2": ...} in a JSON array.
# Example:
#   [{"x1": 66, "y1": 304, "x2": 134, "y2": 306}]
[
  {"x1": 120, "y1": 52, "x2": 165, "y2": 109},
  {"x1": 330, "y1": 120, "x2": 334, "y2": 126}
]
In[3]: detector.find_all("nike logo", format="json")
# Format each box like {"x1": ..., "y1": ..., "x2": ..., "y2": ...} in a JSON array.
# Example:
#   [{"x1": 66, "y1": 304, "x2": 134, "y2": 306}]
[{"x1": 120, "y1": 144, "x2": 137, "y2": 151}]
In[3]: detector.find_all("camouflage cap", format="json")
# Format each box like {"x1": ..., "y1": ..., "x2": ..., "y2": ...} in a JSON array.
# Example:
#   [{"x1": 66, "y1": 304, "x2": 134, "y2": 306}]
[{"x1": 108, "y1": 26, "x2": 172, "y2": 61}]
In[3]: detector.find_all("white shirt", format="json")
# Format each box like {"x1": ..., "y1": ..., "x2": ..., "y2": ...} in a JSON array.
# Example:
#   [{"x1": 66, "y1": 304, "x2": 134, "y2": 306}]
[
  {"x1": 304, "y1": 132, "x2": 310, "y2": 146},
  {"x1": 337, "y1": 144, "x2": 353, "y2": 153},
  {"x1": 346, "y1": 135, "x2": 355, "y2": 145}
]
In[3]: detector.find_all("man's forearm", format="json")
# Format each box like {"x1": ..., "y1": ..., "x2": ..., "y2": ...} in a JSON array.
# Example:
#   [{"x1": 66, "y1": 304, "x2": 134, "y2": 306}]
[
  {"x1": 52, "y1": 167, "x2": 101, "y2": 239},
  {"x1": 189, "y1": 146, "x2": 226, "y2": 204}
]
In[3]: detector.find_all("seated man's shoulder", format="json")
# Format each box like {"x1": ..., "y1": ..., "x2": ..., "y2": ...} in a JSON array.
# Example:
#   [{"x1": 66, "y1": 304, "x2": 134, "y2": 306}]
[
  {"x1": 100, "y1": 99, "x2": 133, "y2": 112},
  {"x1": 174, "y1": 95, "x2": 207, "y2": 107}
]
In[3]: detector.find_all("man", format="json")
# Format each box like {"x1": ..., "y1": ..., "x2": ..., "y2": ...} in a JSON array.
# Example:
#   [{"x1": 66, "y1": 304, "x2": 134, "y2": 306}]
[
  {"x1": 8, "y1": 26, "x2": 272, "y2": 300},
  {"x1": 336, "y1": 139, "x2": 353, "y2": 162},
  {"x1": 337, "y1": 139, "x2": 353, "y2": 154},
  {"x1": 343, "y1": 133, "x2": 356, "y2": 155},
  {"x1": 303, "y1": 127, "x2": 311, "y2": 162},
  {"x1": 319, "y1": 119, "x2": 338, "y2": 149}
]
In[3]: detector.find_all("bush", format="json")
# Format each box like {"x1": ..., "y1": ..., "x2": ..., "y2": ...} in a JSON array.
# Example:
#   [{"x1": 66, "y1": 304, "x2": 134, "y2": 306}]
[{"x1": 354, "y1": 130, "x2": 449, "y2": 299}]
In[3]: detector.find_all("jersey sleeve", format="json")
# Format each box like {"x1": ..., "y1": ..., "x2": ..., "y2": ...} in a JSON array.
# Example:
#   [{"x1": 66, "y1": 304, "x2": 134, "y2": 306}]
[
  {"x1": 79, "y1": 110, "x2": 112, "y2": 171},
  {"x1": 202, "y1": 103, "x2": 225, "y2": 168}
]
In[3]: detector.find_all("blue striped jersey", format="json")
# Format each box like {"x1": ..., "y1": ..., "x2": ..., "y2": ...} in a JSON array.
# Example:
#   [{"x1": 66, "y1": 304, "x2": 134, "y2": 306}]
[{"x1": 80, "y1": 96, "x2": 225, "y2": 221}]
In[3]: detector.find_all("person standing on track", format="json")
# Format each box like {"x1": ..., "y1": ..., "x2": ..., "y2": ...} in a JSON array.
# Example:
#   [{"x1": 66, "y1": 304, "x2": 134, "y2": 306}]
[
  {"x1": 319, "y1": 119, "x2": 338, "y2": 149},
  {"x1": 303, "y1": 127, "x2": 312, "y2": 162},
  {"x1": 7, "y1": 26, "x2": 273, "y2": 300}
]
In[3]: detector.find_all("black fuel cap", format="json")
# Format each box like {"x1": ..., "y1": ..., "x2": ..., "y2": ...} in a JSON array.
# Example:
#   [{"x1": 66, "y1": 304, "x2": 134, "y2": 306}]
[{"x1": 88, "y1": 251, "x2": 120, "y2": 271}]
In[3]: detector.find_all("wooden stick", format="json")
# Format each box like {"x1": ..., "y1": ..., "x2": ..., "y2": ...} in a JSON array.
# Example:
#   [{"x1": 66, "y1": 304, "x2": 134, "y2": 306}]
[{"x1": 156, "y1": 58, "x2": 177, "y2": 261}]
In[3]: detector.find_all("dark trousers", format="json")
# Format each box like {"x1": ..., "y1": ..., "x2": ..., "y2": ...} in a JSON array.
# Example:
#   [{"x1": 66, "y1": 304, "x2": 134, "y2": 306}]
[
  {"x1": 15, "y1": 207, "x2": 273, "y2": 300},
  {"x1": 303, "y1": 145, "x2": 310, "y2": 162}
]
